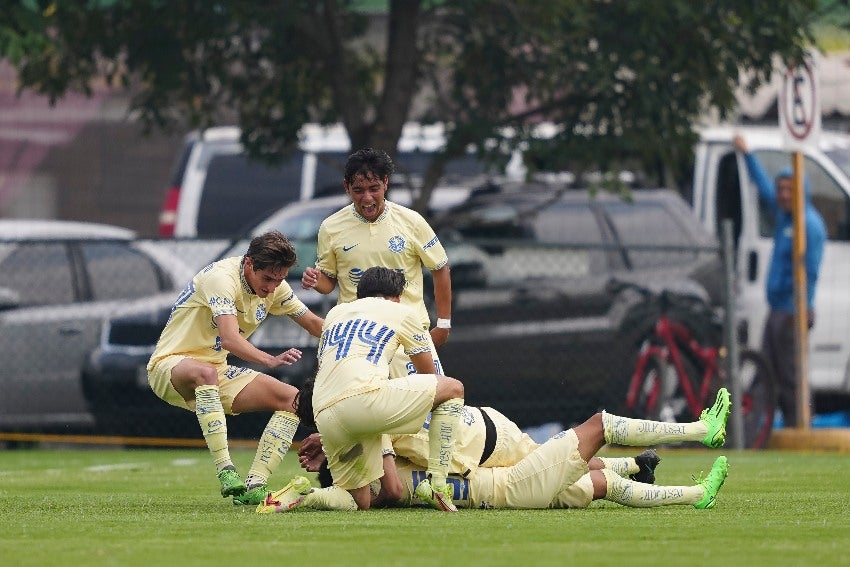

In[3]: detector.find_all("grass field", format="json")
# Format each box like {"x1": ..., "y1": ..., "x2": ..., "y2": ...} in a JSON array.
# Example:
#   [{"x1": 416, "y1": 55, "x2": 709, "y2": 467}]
[{"x1": 1, "y1": 446, "x2": 848, "y2": 567}]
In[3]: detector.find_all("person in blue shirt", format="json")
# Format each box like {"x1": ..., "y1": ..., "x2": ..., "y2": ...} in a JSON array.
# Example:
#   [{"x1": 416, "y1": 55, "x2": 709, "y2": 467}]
[{"x1": 733, "y1": 134, "x2": 827, "y2": 427}]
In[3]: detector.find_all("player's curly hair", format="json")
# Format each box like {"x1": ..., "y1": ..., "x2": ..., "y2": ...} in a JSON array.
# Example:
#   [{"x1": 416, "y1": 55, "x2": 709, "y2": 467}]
[
  {"x1": 344, "y1": 147, "x2": 394, "y2": 184},
  {"x1": 293, "y1": 375, "x2": 317, "y2": 429}
]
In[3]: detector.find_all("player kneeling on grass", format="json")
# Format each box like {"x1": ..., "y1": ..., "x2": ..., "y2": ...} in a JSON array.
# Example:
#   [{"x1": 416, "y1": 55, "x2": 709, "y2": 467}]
[
  {"x1": 258, "y1": 388, "x2": 732, "y2": 512},
  {"x1": 268, "y1": 266, "x2": 465, "y2": 512},
  {"x1": 146, "y1": 231, "x2": 324, "y2": 504}
]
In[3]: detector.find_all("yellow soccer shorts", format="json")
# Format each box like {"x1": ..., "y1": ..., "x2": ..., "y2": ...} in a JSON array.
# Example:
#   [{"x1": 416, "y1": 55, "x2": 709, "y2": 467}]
[
  {"x1": 147, "y1": 354, "x2": 260, "y2": 414},
  {"x1": 490, "y1": 429, "x2": 588, "y2": 509},
  {"x1": 478, "y1": 406, "x2": 540, "y2": 468},
  {"x1": 316, "y1": 374, "x2": 437, "y2": 490}
]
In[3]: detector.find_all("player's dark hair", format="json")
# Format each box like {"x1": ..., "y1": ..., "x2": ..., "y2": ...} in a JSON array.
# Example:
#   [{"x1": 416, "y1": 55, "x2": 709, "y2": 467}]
[
  {"x1": 356, "y1": 266, "x2": 405, "y2": 298},
  {"x1": 293, "y1": 376, "x2": 316, "y2": 429},
  {"x1": 344, "y1": 147, "x2": 394, "y2": 184},
  {"x1": 245, "y1": 230, "x2": 297, "y2": 271},
  {"x1": 317, "y1": 460, "x2": 334, "y2": 489}
]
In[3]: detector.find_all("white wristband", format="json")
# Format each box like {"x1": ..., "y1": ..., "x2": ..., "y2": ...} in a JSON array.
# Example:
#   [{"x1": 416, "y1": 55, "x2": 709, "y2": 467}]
[{"x1": 436, "y1": 318, "x2": 452, "y2": 329}]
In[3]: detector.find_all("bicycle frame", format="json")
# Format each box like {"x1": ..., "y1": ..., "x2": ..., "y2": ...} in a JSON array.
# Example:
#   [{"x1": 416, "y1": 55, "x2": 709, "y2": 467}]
[{"x1": 627, "y1": 313, "x2": 720, "y2": 418}]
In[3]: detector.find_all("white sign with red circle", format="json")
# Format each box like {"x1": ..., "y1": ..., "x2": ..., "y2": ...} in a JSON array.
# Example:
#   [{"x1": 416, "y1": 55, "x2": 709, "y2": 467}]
[{"x1": 779, "y1": 58, "x2": 821, "y2": 150}]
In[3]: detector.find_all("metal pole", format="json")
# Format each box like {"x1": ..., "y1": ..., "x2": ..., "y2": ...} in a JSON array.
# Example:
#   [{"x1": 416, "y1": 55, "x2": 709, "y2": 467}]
[
  {"x1": 791, "y1": 151, "x2": 812, "y2": 429},
  {"x1": 721, "y1": 219, "x2": 744, "y2": 449}
]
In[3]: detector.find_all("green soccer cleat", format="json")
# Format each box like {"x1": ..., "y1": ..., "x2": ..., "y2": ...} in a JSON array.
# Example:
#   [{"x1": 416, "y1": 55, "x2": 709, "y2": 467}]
[
  {"x1": 255, "y1": 476, "x2": 313, "y2": 514},
  {"x1": 630, "y1": 449, "x2": 661, "y2": 484},
  {"x1": 700, "y1": 387, "x2": 731, "y2": 448},
  {"x1": 694, "y1": 455, "x2": 729, "y2": 509},
  {"x1": 232, "y1": 484, "x2": 268, "y2": 506},
  {"x1": 218, "y1": 468, "x2": 246, "y2": 498},
  {"x1": 413, "y1": 477, "x2": 457, "y2": 512}
]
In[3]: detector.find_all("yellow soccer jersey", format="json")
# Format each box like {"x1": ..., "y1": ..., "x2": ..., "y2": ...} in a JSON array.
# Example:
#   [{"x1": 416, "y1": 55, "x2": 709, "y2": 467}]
[
  {"x1": 149, "y1": 256, "x2": 308, "y2": 366},
  {"x1": 312, "y1": 296, "x2": 432, "y2": 414},
  {"x1": 390, "y1": 406, "x2": 487, "y2": 476},
  {"x1": 315, "y1": 201, "x2": 448, "y2": 327}
]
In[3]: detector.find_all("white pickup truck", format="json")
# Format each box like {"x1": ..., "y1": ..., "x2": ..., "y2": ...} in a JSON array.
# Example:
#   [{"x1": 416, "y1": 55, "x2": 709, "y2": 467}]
[{"x1": 692, "y1": 125, "x2": 850, "y2": 410}]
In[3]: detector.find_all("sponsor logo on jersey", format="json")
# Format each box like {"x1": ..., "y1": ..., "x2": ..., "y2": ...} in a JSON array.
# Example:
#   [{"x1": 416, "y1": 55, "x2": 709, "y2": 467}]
[{"x1": 342, "y1": 243, "x2": 359, "y2": 252}]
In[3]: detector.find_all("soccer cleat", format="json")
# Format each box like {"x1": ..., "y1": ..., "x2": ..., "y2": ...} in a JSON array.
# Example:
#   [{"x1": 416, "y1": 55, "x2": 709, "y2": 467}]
[
  {"x1": 630, "y1": 449, "x2": 661, "y2": 484},
  {"x1": 232, "y1": 484, "x2": 268, "y2": 506},
  {"x1": 255, "y1": 476, "x2": 313, "y2": 514},
  {"x1": 699, "y1": 387, "x2": 731, "y2": 448},
  {"x1": 693, "y1": 455, "x2": 729, "y2": 509},
  {"x1": 217, "y1": 468, "x2": 246, "y2": 498},
  {"x1": 413, "y1": 477, "x2": 457, "y2": 512}
]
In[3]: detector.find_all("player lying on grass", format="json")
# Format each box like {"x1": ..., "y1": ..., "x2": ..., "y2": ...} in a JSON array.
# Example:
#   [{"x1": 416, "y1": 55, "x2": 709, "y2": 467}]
[
  {"x1": 257, "y1": 387, "x2": 732, "y2": 512},
  {"x1": 295, "y1": 404, "x2": 662, "y2": 506}
]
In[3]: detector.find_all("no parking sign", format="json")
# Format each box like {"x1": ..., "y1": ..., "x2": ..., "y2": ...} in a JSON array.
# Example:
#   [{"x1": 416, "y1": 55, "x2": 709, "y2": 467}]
[{"x1": 779, "y1": 57, "x2": 821, "y2": 151}]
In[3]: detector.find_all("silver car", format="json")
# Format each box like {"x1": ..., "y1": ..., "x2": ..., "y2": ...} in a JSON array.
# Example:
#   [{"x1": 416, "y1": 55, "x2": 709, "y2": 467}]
[{"x1": 0, "y1": 220, "x2": 194, "y2": 431}]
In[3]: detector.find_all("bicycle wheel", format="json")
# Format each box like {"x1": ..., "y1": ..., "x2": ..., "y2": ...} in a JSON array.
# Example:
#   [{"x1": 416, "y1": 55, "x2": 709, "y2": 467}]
[
  {"x1": 630, "y1": 355, "x2": 678, "y2": 421},
  {"x1": 726, "y1": 350, "x2": 776, "y2": 449}
]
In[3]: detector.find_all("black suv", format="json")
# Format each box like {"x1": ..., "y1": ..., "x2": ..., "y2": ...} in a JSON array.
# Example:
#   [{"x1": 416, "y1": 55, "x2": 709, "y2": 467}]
[{"x1": 429, "y1": 183, "x2": 723, "y2": 426}]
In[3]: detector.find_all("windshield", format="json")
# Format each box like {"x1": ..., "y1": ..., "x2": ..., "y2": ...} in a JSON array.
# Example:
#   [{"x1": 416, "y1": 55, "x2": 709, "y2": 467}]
[
  {"x1": 825, "y1": 148, "x2": 850, "y2": 180},
  {"x1": 256, "y1": 203, "x2": 340, "y2": 241}
]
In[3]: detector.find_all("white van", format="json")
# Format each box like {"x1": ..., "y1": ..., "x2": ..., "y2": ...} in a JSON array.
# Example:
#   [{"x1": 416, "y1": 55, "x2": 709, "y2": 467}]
[
  {"x1": 693, "y1": 125, "x2": 850, "y2": 406},
  {"x1": 158, "y1": 123, "x2": 488, "y2": 238}
]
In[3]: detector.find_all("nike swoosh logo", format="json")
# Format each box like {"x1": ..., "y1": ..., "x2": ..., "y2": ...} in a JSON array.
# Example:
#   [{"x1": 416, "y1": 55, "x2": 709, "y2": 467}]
[{"x1": 342, "y1": 244, "x2": 358, "y2": 252}]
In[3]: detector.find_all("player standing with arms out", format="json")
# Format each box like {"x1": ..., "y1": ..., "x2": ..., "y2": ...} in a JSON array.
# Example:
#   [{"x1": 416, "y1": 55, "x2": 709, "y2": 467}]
[
  {"x1": 147, "y1": 231, "x2": 324, "y2": 504},
  {"x1": 301, "y1": 148, "x2": 451, "y2": 377},
  {"x1": 284, "y1": 267, "x2": 464, "y2": 511}
]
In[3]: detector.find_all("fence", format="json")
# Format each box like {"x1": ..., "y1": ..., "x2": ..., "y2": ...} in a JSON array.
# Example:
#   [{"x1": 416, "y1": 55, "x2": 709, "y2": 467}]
[{"x1": 0, "y1": 233, "x2": 743, "y2": 445}]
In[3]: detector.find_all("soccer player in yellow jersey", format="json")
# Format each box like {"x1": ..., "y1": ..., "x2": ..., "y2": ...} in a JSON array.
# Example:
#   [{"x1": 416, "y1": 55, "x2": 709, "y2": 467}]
[
  {"x1": 260, "y1": 388, "x2": 732, "y2": 513},
  {"x1": 147, "y1": 231, "x2": 324, "y2": 503},
  {"x1": 292, "y1": 266, "x2": 464, "y2": 511},
  {"x1": 301, "y1": 148, "x2": 451, "y2": 377}
]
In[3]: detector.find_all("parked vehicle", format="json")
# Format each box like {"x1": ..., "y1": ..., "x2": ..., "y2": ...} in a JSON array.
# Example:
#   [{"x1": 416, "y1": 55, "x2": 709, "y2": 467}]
[
  {"x1": 428, "y1": 184, "x2": 724, "y2": 426},
  {"x1": 159, "y1": 123, "x2": 489, "y2": 238},
  {"x1": 693, "y1": 125, "x2": 850, "y2": 411},
  {"x1": 0, "y1": 220, "x2": 194, "y2": 432}
]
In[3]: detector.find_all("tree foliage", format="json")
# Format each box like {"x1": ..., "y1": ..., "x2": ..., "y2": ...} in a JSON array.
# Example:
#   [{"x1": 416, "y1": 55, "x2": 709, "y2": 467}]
[{"x1": 0, "y1": 0, "x2": 821, "y2": 202}]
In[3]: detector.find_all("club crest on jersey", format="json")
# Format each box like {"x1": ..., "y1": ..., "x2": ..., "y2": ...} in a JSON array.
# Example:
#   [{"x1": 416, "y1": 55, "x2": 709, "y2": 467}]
[
  {"x1": 256, "y1": 304, "x2": 267, "y2": 322},
  {"x1": 388, "y1": 235, "x2": 405, "y2": 253}
]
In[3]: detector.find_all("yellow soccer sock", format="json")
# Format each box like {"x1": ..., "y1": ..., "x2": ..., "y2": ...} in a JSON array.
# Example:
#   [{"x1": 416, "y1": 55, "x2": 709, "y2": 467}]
[
  {"x1": 195, "y1": 384, "x2": 231, "y2": 470},
  {"x1": 602, "y1": 469, "x2": 703, "y2": 508},
  {"x1": 601, "y1": 410, "x2": 707, "y2": 446},
  {"x1": 245, "y1": 411, "x2": 300, "y2": 488},
  {"x1": 597, "y1": 456, "x2": 638, "y2": 477},
  {"x1": 301, "y1": 486, "x2": 358, "y2": 511},
  {"x1": 427, "y1": 397, "x2": 463, "y2": 489}
]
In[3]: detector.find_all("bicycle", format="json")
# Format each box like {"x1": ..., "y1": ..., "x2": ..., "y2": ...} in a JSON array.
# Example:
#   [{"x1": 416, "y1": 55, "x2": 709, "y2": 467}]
[{"x1": 610, "y1": 279, "x2": 776, "y2": 449}]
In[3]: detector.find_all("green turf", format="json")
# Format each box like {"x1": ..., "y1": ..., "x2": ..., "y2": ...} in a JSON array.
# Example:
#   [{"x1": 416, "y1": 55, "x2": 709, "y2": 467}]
[{"x1": 1, "y1": 447, "x2": 848, "y2": 567}]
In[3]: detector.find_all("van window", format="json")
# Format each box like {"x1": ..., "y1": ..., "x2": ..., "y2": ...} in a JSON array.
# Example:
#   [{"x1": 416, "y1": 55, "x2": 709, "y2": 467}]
[
  {"x1": 753, "y1": 150, "x2": 850, "y2": 241},
  {"x1": 196, "y1": 152, "x2": 304, "y2": 237},
  {"x1": 535, "y1": 202, "x2": 603, "y2": 245}
]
